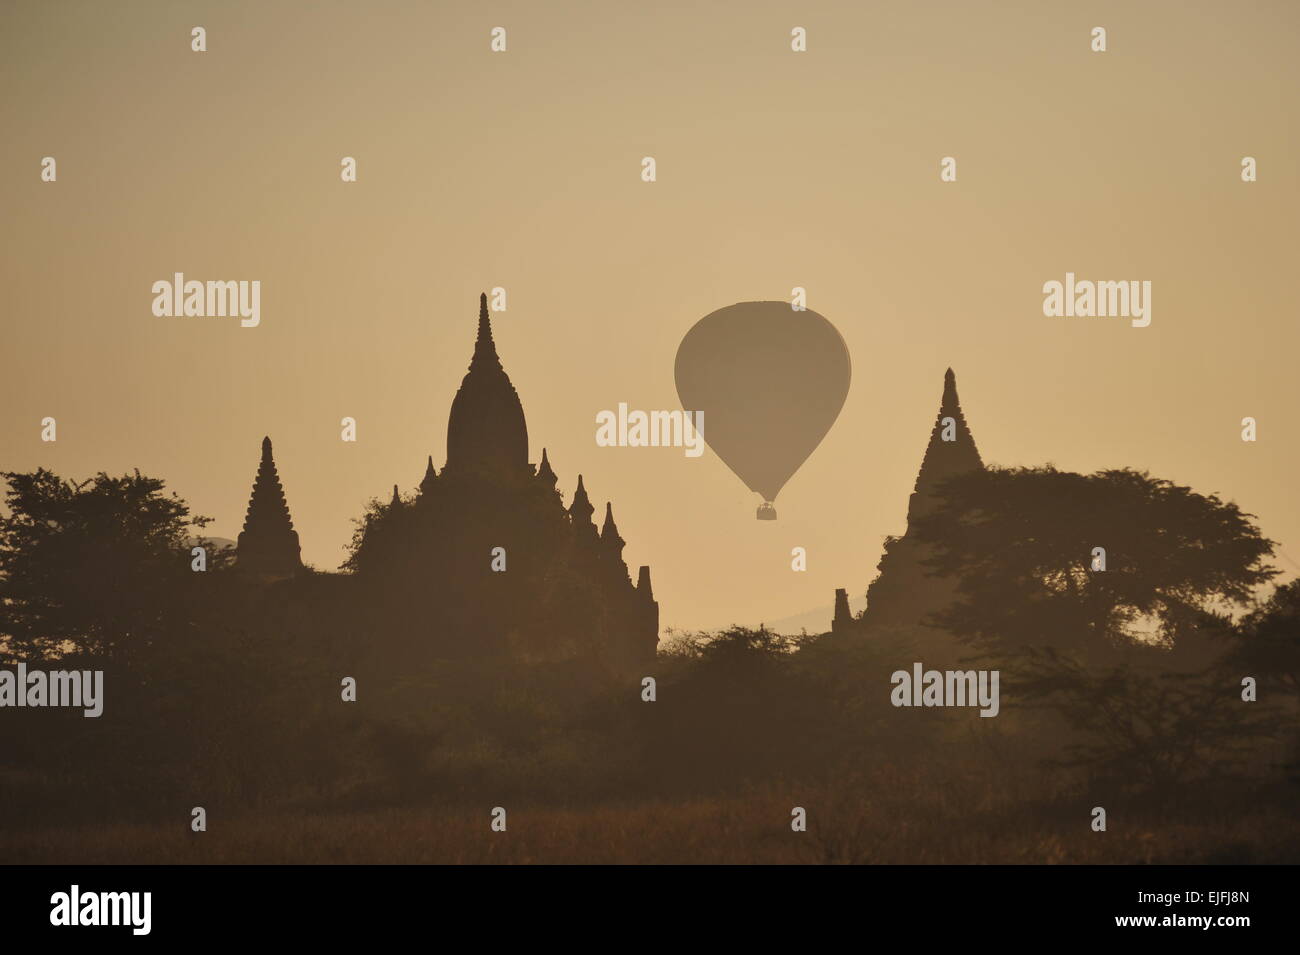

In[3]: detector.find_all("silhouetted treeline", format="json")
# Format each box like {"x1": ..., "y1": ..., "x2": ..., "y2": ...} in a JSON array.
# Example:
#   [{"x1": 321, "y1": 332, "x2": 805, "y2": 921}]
[{"x1": 1, "y1": 466, "x2": 1297, "y2": 852}]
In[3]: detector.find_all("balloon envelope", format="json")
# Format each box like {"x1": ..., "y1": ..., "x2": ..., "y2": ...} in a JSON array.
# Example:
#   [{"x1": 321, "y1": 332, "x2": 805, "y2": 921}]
[{"x1": 675, "y1": 302, "x2": 851, "y2": 516}]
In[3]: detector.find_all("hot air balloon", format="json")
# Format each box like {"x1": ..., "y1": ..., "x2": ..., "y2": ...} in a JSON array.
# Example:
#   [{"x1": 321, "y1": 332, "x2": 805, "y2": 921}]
[{"x1": 674, "y1": 301, "x2": 851, "y2": 519}]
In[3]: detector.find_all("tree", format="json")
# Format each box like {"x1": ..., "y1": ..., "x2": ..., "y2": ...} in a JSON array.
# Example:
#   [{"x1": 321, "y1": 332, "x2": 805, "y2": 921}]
[
  {"x1": 0, "y1": 468, "x2": 223, "y2": 661},
  {"x1": 912, "y1": 466, "x2": 1276, "y2": 653},
  {"x1": 1231, "y1": 579, "x2": 1300, "y2": 705},
  {"x1": 1012, "y1": 643, "x2": 1270, "y2": 789}
]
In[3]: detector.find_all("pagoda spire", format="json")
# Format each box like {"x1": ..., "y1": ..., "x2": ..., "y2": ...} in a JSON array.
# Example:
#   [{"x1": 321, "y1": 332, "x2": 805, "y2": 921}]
[
  {"x1": 906, "y1": 367, "x2": 983, "y2": 524},
  {"x1": 569, "y1": 474, "x2": 594, "y2": 521},
  {"x1": 536, "y1": 448, "x2": 557, "y2": 489},
  {"x1": 236, "y1": 436, "x2": 302, "y2": 578},
  {"x1": 390, "y1": 484, "x2": 401, "y2": 508},
  {"x1": 860, "y1": 368, "x2": 986, "y2": 629},
  {"x1": 444, "y1": 293, "x2": 529, "y2": 476},
  {"x1": 568, "y1": 475, "x2": 598, "y2": 543},
  {"x1": 471, "y1": 292, "x2": 501, "y2": 370},
  {"x1": 419, "y1": 456, "x2": 437, "y2": 495},
  {"x1": 600, "y1": 501, "x2": 626, "y2": 556}
]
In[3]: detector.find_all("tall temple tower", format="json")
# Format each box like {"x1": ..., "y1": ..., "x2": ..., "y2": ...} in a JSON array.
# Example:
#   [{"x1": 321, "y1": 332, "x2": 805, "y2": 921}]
[
  {"x1": 896, "y1": 368, "x2": 982, "y2": 529},
  {"x1": 346, "y1": 293, "x2": 659, "y2": 668},
  {"x1": 236, "y1": 436, "x2": 303, "y2": 579},
  {"x1": 444, "y1": 293, "x2": 530, "y2": 479},
  {"x1": 838, "y1": 369, "x2": 983, "y2": 632}
]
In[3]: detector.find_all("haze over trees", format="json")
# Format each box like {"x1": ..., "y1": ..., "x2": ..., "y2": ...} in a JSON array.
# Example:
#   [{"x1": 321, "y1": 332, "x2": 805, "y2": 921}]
[
  {"x1": 0, "y1": 468, "x2": 227, "y2": 662},
  {"x1": 0, "y1": 460, "x2": 1295, "y2": 861},
  {"x1": 913, "y1": 465, "x2": 1277, "y2": 654}
]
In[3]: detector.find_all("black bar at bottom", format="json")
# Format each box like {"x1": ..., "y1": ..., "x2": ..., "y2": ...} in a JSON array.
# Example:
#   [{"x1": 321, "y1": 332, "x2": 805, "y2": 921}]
[{"x1": 2, "y1": 864, "x2": 1285, "y2": 942}]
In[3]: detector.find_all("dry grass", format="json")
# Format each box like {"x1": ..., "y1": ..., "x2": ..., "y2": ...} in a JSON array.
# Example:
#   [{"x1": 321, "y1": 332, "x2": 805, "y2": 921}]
[{"x1": 5, "y1": 771, "x2": 1295, "y2": 865}]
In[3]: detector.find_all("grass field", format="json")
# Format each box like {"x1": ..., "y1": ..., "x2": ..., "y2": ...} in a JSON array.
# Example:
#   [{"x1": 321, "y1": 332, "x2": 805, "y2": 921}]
[{"x1": 5, "y1": 769, "x2": 1294, "y2": 865}]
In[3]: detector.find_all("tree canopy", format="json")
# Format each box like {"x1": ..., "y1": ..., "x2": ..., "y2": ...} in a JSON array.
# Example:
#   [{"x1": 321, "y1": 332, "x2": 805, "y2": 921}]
[
  {"x1": 912, "y1": 466, "x2": 1276, "y2": 652},
  {"x1": 0, "y1": 468, "x2": 221, "y2": 661}
]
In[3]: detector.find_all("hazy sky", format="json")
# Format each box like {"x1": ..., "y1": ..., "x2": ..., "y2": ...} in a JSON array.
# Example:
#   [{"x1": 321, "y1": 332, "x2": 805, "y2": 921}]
[{"x1": 3, "y1": 0, "x2": 1297, "y2": 632}]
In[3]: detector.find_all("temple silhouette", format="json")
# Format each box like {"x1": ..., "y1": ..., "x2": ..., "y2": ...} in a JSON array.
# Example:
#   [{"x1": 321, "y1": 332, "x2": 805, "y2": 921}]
[
  {"x1": 834, "y1": 368, "x2": 983, "y2": 635},
  {"x1": 234, "y1": 294, "x2": 659, "y2": 670},
  {"x1": 236, "y1": 437, "x2": 303, "y2": 579}
]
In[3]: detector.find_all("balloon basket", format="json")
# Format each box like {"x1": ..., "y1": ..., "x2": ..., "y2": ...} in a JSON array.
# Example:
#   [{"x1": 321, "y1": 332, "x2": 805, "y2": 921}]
[{"x1": 756, "y1": 502, "x2": 777, "y2": 521}]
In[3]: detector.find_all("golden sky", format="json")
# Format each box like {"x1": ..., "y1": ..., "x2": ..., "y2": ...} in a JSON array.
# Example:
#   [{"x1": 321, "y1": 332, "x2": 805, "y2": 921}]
[{"x1": 3, "y1": 0, "x2": 1297, "y2": 631}]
